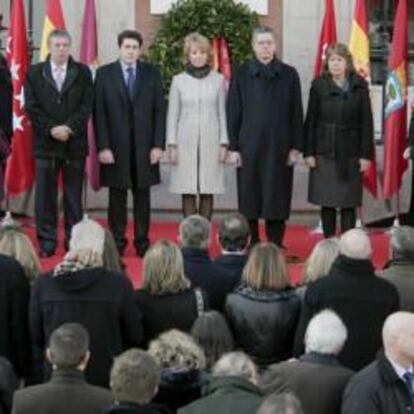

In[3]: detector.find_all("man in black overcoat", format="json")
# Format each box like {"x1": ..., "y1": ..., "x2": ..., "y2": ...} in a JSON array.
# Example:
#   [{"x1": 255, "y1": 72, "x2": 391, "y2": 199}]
[
  {"x1": 227, "y1": 27, "x2": 303, "y2": 246},
  {"x1": 93, "y1": 30, "x2": 165, "y2": 257},
  {"x1": 25, "y1": 30, "x2": 93, "y2": 257}
]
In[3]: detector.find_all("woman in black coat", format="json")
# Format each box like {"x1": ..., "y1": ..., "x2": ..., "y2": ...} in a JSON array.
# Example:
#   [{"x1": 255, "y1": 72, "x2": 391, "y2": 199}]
[
  {"x1": 135, "y1": 240, "x2": 209, "y2": 347},
  {"x1": 304, "y1": 43, "x2": 374, "y2": 238},
  {"x1": 225, "y1": 243, "x2": 300, "y2": 369}
]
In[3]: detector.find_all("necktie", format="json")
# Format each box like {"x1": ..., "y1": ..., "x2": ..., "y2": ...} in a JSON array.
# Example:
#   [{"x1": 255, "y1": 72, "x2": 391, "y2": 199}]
[
  {"x1": 55, "y1": 67, "x2": 65, "y2": 92},
  {"x1": 126, "y1": 66, "x2": 135, "y2": 99},
  {"x1": 403, "y1": 371, "x2": 414, "y2": 397}
]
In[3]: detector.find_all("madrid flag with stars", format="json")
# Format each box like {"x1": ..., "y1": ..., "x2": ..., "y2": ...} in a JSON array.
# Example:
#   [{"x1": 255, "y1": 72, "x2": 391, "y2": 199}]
[{"x1": 6, "y1": 0, "x2": 35, "y2": 196}]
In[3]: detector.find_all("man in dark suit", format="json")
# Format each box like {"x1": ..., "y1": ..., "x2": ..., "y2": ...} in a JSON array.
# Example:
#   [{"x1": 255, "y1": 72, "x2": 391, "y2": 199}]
[
  {"x1": 94, "y1": 30, "x2": 165, "y2": 257},
  {"x1": 261, "y1": 310, "x2": 354, "y2": 414},
  {"x1": 214, "y1": 212, "x2": 250, "y2": 287},
  {"x1": 25, "y1": 30, "x2": 93, "y2": 257},
  {"x1": 227, "y1": 26, "x2": 303, "y2": 247},
  {"x1": 12, "y1": 323, "x2": 113, "y2": 414}
]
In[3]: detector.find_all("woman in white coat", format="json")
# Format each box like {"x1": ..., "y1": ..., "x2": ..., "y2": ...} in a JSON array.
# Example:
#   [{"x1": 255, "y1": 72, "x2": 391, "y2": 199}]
[{"x1": 166, "y1": 32, "x2": 228, "y2": 220}]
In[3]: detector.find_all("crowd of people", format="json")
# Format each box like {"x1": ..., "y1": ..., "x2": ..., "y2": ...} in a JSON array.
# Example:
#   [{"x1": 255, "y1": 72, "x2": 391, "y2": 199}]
[{"x1": 0, "y1": 211, "x2": 413, "y2": 413}]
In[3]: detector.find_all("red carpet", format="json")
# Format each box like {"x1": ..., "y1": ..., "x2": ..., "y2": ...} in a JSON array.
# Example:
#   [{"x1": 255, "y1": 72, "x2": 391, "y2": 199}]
[{"x1": 20, "y1": 218, "x2": 391, "y2": 289}]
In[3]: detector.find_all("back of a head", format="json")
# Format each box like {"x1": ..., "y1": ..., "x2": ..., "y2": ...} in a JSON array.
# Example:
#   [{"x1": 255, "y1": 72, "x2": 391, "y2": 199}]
[
  {"x1": 243, "y1": 243, "x2": 290, "y2": 290},
  {"x1": 305, "y1": 309, "x2": 348, "y2": 355},
  {"x1": 69, "y1": 217, "x2": 105, "y2": 256},
  {"x1": 48, "y1": 323, "x2": 89, "y2": 370},
  {"x1": 148, "y1": 329, "x2": 206, "y2": 371},
  {"x1": 212, "y1": 352, "x2": 257, "y2": 384},
  {"x1": 339, "y1": 229, "x2": 372, "y2": 260},
  {"x1": 179, "y1": 215, "x2": 211, "y2": 249},
  {"x1": 191, "y1": 311, "x2": 234, "y2": 369},
  {"x1": 218, "y1": 213, "x2": 250, "y2": 252},
  {"x1": 110, "y1": 349, "x2": 160, "y2": 405},
  {"x1": 257, "y1": 392, "x2": 304, "y2": 414},
  {"x1": 390, "y1": 226, "x2": 414, "y2": 259}
]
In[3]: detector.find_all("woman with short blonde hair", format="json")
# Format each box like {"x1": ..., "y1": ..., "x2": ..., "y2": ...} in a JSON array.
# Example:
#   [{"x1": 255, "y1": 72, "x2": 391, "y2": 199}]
[
  {"x1": 135, "y1": 240, "x2": 208, "y2": 346},
  {"x1": 183, "y1": 32, "x2": 212, "y2": 65},
  {"x1": 226, "y1": 242, "x2": 300, "y2": 368}
]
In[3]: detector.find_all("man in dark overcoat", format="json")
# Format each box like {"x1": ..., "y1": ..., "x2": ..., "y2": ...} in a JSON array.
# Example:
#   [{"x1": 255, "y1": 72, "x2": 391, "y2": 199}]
[
  {"x1": 227, "y1": 27, "x2": 303, "y2": 246},
  {"x1": 25, "y1": 30, "x2": 93, "y2": 257},
  {"x1": 94, "y1": 30, "x2": 165, "y2": 257}
]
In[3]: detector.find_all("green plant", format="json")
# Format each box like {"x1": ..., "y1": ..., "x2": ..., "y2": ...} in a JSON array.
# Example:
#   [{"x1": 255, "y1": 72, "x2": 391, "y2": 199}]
[{"x1": 148, "y1": 0, "x2": 259, "y2": 92}]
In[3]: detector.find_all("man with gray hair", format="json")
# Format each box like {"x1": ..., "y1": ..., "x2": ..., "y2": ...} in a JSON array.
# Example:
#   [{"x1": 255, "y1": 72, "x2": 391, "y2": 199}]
[
  {"x1": 294, "y1": 229, "x2": 399, "y2": 371},
  {"x1": 12, "y1": 323, "x2": 113, "y2": 414},
  {"x1": 107, "y1": 349, "x2": 172, "y2": 414},
  {"x1": 261, "y1": 310, "x2": 353, "y2": 414},
  {"x1": 342, "y1": 311, "x2": 414, "y2": 413},
  {"x1": 178, "y1": 352, "x2": 262, "y2": 414},
  {"x1": 179, "y1": 215, "x2": 230, "y2": 310},
  {"x1": 379, "y1": 226, "x2": 414, "y2": 311}
]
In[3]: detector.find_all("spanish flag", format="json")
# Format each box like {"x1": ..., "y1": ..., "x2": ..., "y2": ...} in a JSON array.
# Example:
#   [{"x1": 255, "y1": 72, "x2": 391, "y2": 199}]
[
  {"x1": 39, "y1": 0, "x2": 66, "y2": 61},
  {"x1": 383, "y1": 0, "x2": 408, "y2": 199},
  {"x1": 349, "y1": 0, "x2": 378, "y2": 198}
]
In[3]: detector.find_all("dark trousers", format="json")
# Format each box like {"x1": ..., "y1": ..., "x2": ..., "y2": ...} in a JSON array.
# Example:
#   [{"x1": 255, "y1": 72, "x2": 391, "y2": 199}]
[
  {"x1": 248, "y1": 219, "x2": 286, "y2": 247},
  {"x1": 108, "y1": 187, "x2": 150, "y2": 252},
  {"x1": 321, "y1": 206, "x2": 356, "y2": 238},
  {"x1": 35, "y1": 157, "x2": 84, "y2": 252}
]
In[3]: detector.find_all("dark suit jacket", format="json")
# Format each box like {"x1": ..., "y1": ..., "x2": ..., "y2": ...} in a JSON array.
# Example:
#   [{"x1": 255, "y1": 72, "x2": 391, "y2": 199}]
[
  {"x1": 25, "y1": 56, "x2": 93, "y2": 159},
  {"x1": 93, "y1": 60, "x2": 165, "y2": 189},
  {"x1": 260, "y1": 353, "x2": 354, "y2": 414},
  {"x1": 182, "y1": 248, "x2": 235, "y2": 311},
  {"x1": 12, "y1": 369, "x2": 113, "y2": 414},
  {"x1": 213, "y1": 253, "x2": 246, "y2": 288}
]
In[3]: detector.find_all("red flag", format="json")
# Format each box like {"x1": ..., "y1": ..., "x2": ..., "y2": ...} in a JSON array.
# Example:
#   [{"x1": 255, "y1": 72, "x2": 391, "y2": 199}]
[
  {"x1": 80, "y1": 0, "x2": 100, "y2": 191},
  {"x1": 349, "y1": 0, "x2": 378, "y2": 198},
  {"x1": 383, "y1": 0, "x2": 408, "y2": 199},
  {"x1": 219, "y1": 38, "x2": 231, "y2": 81},
  {"x1": 5, "y1": 0, "x2": 35, "y2": 196},
  {"x1": 313, "y1": 0, "x2": 337, "y2": 78}
]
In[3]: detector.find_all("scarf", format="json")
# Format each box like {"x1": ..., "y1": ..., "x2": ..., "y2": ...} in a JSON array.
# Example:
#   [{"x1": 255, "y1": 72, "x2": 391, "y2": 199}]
[
  {"x1": 185, "y1": 64, "x2": 211, "y2": 79},
  {"x1": 53, "y1": 249, "x2": 103, "y2": 277}
]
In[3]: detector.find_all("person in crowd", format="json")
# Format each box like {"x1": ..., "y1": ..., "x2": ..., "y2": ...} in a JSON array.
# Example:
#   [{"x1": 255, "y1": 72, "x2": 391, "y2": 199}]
[
  {"x1": 296, "y1": 238, "x2": 340, "y2": 301},
  {"x1": 148, "y1": 329, "x2": 208, "y2": 412},
  {"x1": 29, "y1": 218, "x2": 142, "y2": 387},
  {"x1": 135, "y1": 240, "x2": 208, "y2": 346},
  {"x1": 257, "y1": 393, "x2": 304, "y2": 414},
  {"x1": 190, "y1": 310, "x2": 234, "y2": 371},
  {"x1": 261, "y1": 309, "x2": 353, "y2": 414},
  {"x1": 0, "y1": 54, "x2": 12, "y2": 206},
  {"x1": 102, "y1": 229, "x2": 124, "y2": 274},
  {"x1": 0, "y1": 248, "x2": 30, "y2": 381},
  {"x1": 379, "y1": 226, "x2": 414, "y2": 312},
  {"x1": 303, "y1": 43, "x2": 373, "y2": 238},
  {"x1": 294, "y1": 229, "x2": 399, "y2": 371},
  {"x1": 178, "y1": 352, "x2": 262, "y2": 414},
  {"x1": 166, "y1": 32, "x2": 228, "y2": 220},
  {"x1": 0, "y1": 356, "x2": 18, "y2": 414},
  {"x1": 94, "y1": 29, "x2": 165, "y2": 257},
  {"x1": 12, "y1": 323, "x2": 113, "y2": 414},
  {"x1": 225, "y1": 242, "x2": 300, "y2": 368},
  {"x1": 107, "y1": 349, "x2": 172, "y2": 414},
  {"x1": 342, "y1": 311, "x2": 414, "y2": 414},
  {"x1": 227, "y1": 26, "x2": 303, "y2": 247},
  {"x1": 0, "y1": 218, "x2": 41, "y2": 282},
  {"x1": 213, "y1": 212, "x2": 250, "y2": 286},
  {"x1": 179, "y1": 215, "x2": 229, "y2": 310},
  {"x1": 25, "y1": 30, "x2": 93, "y2": 257}
]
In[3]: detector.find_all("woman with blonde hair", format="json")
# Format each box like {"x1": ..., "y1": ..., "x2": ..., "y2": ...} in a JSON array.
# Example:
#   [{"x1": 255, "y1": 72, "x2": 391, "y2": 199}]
[
  {"x1": 166, "y1": 32, "x2": 228, "y2": 220},
  {"x1": 148, "y1": 329, "x2": 208, "y2": 411},
  {"x1": 225, "y1": 243, "x2": 300, "y2": 368},
  {"x1": 296, "y1": 238, "x2": 340, "y2": 300},
  {"x1": 135, "y1": 240, "x2": 209, "y2": 346},
  {"x1": 0, "y1": 219, "x2": 41, "y2": 281},
  {"x1": 304, "y1": 43, "x2": 373, "y2": 237}
]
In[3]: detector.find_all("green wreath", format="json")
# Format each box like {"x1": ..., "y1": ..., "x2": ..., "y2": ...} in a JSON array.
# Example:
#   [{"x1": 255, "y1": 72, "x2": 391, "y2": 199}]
[{"x1": 147, "y1": 0, "x2": 259, "y2": 92}]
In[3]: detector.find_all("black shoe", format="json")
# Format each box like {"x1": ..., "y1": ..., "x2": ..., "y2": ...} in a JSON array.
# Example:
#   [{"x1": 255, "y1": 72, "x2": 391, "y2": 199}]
[{"x1": 135, "y1": 240, "x2": 150, "y2": 258}]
